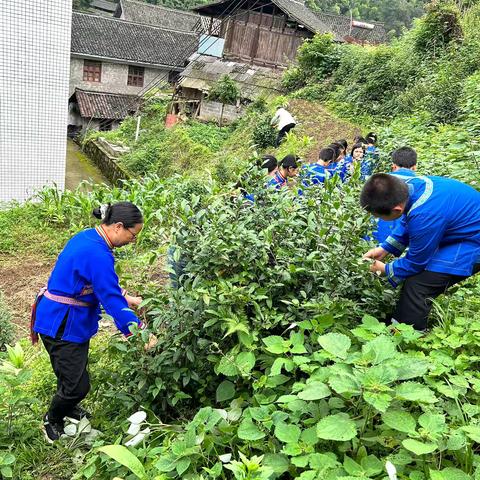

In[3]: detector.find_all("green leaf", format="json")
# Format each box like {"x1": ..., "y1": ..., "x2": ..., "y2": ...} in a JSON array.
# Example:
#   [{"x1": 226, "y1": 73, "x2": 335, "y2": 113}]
[
  {"x1": 361, "y1": 455, "x2": 383, "y2": 476},
  {"x1": 461, "y1": 425, "x2": 480, "y2": 443},
  {"x1": 263, "y1": 453, "x2": 290, "y2": 475},
  {"x1": 0, "y1": 467, "x2": 13, "y2": 478},
  {"x1": 298, "y1": 381, "x2": 331, "y2": 401},
  {"x1": 363, "y1": 391, "x2": 392, "y2": 413},
  {"x1": 318, "y1": 333, "x2": 351, "y2": 359},
  {"x1": 395, "y1": 382, "x2": 437, "y2": 403},
  {"x1": 98, "y1": 445, "x2": 147, "y2": 479},
  {"x1": 394, "y1": 358, "x2": 429, "y2": 380},
  {"x1": 237, "y1": 418, "x2": 265, "y2": 441},
  {"x1": 217, "y1": 354, "x2": 238, "y2": 376},
  {"x1": 216, "y1": 380, "x2": 235, "y2": 402},
  {"x1": 343, "y1": 456, "x2": 362, "y2": 476},
  {"x1": 263, "y1": 336, "x2": 289, "y2": 354},
  {"x1": 402, "y1": 439, "x2": 438, "y2": 455},
  {"x1": 316, "y1": 413, "x2": 357, "y2": 441},
  {"x1": 418, "y1": 412, "x2": 446, "y2": 436},
  {"x1": 361, "y1": 335, "x2": 397, "y2": 364},
  {"x1": 274, "y1": 422, "x2": 301, "y2": 444},
  {"x1": 382, "y1": 409, "x2": 417, "y2": 434},
  {"x1": 328, "y1": 374, "x2": 361, "y2": 395},
  {"x1": 235, "y1": 351, "x2": 255, "y2": 375}
]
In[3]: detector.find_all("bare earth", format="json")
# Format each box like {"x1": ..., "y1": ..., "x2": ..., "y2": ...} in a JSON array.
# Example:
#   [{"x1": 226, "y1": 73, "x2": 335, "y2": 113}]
[{"x1": 0, "y1": 254, "x2": 53, "y2": 338}]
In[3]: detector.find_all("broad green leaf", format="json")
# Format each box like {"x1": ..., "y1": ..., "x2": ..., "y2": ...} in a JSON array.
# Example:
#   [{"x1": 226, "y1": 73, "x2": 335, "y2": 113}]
[
  {"x1": 395, "y1": 382, "x2": 437, "y2": 404},
  {"x1": 328, "y1": 374, "x2": 361, "y2": 395},
  {"x1": 402, "y1": 439, "x2": 438, "y2": 455},
  {"x1": 237, "y1": 418, "x2": 265, "y2": 441},
  {"x1": 461, "y1": 425, "x2": 480, "y2": 443},
  {"x1": 361, "y1": 455, "x2": 383, "y2": 476},
  {"x1": 363, "y1": 391, "x2": 392, "y2": 413},
  {"x1": 316, "y1": 413, "x2": 357, "y2": 441},
  {"x1": 235, "y1": 351, "x2": 255, "y2": 375},
  {"x1": 274, "y1": 422, "x2": 301, "y2": 444},
  {"x1": 318, "y1": 333, "x2": 351, "y2": 360},
  {"x1": 298, "y1": 381, "x2": 331, "y2": 401},
  {"x1": 430, "y1": 468, "x2": 470, "y2": 480},
  {"x1": 382, "y1": 409, "x2": 417, "y2": 434},
  {"x1": 216, "y1": 380, "x2": 235, "y2": 403},
  {"x1": 418, "y1": 413, "x2": 446, "y2": 436},
  {"x1": 361, "y1": 335, "x2": 397, "y2": 365},
  {"x1": 394, "y1": 358, "x2": 429, "y2": 380},
  {"x1": 217, "y1": 354, "x2": 238, "y2": 376},
  {"x1": 98, "y1": 445, "x2": 146, "y2": 479},
  {"x1": 263, "y1": 453, "x2": 290, "y2": 474},
  {"x1": 263, "y1": 336, "x2": 289, "y2": 354},
  {"x1": 343, "y1": 456, "x2": 362, "y2": 476}
]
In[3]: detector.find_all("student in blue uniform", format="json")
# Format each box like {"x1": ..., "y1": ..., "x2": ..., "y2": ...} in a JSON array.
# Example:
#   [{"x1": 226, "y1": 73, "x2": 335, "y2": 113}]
[
  {"x1": 373, "y1": 147, "x2": 417, "y2": 243},
  {"x1": 303, "y1": 147, "x2": 336, "y2": 185},
  {"x1": 361, "y1": 173, "x2": 480, "y2": 331},
  {"x1": 267, "y1": 155, "x2": 299, "y2": 189},
  {"x1": 32, "y1": 202, "x2": 145, "y2": 442},
  {"x1": 363, "y1": 133, "x2": 380, "y2": 178},
  {"x1": 261, "y1": 154, "x2": 278, "y2": 178}
]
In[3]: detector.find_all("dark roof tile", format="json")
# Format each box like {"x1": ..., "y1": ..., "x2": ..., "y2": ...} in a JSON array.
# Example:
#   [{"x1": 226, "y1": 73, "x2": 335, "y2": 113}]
[
  {"x1": 117, "y1": 0, "x2": 200, "y2": 32},
  {"x1": 73, "y1": 88, "x2": 140, "y2": 119},
  {"x1": 71, "y1": 12, "x2": 199, "y2": 68}
]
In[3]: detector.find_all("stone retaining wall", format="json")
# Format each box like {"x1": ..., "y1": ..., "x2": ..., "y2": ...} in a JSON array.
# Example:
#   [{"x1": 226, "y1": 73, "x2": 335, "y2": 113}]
[
  {"x1": 83, "y1": 140, "x2": 132, "y2": 186},
  {"x1": 198, "y1": 100, "x2": 243, "y2": 124}
]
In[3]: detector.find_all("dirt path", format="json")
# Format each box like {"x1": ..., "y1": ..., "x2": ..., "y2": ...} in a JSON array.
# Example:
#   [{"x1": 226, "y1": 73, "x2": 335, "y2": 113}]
[
  {"x1": 0, "y1": 254, "x2": 53, "y2": 338},
  {"x1": 289, "y1": 99, "x2": 362, "y2": 162}
]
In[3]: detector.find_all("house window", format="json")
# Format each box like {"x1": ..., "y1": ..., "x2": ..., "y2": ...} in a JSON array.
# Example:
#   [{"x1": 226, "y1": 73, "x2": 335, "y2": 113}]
[
  {"x1": 83, "y1": 60, "x2": 102, "y2": 82},
  {"x1": 127, "y1": 66, "x2": 145, "y2": 87}
]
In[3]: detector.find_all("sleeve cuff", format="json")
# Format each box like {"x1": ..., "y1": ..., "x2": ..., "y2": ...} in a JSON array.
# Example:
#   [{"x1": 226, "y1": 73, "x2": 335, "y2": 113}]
[
  {"x1": 380, "y1": 236, "x2": 406, "y2": 257},
  {"x1": 385, "y1": 263, "x2": 401, "y2": 288},
  {"x1": 124, "y1": 321, "x2": 146, "y2": 338},
  {"x1": 121, "y1": 288, "x2": 127, "y2": 296}
]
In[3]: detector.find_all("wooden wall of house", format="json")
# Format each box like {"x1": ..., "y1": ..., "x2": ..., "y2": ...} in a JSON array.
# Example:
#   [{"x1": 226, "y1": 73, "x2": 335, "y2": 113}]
[{"x1": 221, "y1": 9, "x2": 311, "y2": 67}]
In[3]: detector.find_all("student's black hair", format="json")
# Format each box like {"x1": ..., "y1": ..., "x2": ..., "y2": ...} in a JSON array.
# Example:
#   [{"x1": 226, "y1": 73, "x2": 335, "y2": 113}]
[
  {"x1": 353, "y1": 135, "x2": 367, "y2": 144},
  {"x1": 360, "y1": 174, "x2": 409, "y2": 215},
  {"x1": 351, "y1": 142, "x2": 365, "y2": 157},
  {"x1": 366, "y1": 132, "x2": 378, "y2": 144},
  {"x1": 261, "y1": 154, "x2": 278, "y2": 173},
  {"x1": 92, "y1": 201, "x2": 143, "y2": 227},
  {"x1": 280, "y1": 154, "x2": 299, "y2": 169},
  {"x1": 335, "y1": 139, "x2": 348, "y2": 150},
  {"x1": 319, "y1": 146, "x2": 337, "y2": 163},
  {"x1": 392, "y1": 146, "x2": 417, "y2": 169}
]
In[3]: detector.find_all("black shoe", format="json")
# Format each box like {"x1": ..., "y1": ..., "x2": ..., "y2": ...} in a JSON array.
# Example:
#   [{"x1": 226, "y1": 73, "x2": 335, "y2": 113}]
[
  {"x1": 42, "y1": 414, "x2": 64, "y2": 443},
  {"x1": 66, "y1": 405, "x2": 91, "y2": 421}
]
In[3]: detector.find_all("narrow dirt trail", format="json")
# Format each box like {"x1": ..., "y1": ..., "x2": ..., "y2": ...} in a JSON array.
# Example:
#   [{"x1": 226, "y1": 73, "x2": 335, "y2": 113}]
[{"x1": 288, "y1": 99, "x2": 362, "y2": 162}]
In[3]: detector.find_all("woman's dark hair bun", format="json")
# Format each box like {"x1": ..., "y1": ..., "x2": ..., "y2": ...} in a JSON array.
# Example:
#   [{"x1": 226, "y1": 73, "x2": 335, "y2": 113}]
[{"x1": 92, "y1": 207, "x2": 102, "y2": 219}]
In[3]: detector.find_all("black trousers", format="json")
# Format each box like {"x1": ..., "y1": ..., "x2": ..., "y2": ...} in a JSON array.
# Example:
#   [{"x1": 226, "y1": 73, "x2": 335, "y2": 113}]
[
  {"x1": 40, "y1": 334, "x2": 90, "y2": 424},
  {"x1": 393, "y1": 264, "x2": 480, "y2": 330},
  {"x1": 275, "y1": 123, "x2": 296, "y2": 147}
]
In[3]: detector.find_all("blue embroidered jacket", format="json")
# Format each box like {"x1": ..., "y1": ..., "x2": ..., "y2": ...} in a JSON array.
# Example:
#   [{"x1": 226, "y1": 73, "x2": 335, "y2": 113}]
[
  {"x1": 373, "y1": 169, "x2": 417, "y2": 243},
  {"x1": 381, "y1": 175, "x2": 480, "y2": 287},
  {"x1": 33, "y1": 228, "x2": 141, "y2": 343},
  {"x1": 267, "y1": 171, "x2": 288, "y2": 189},
  {"x1": 302, "y1": 163, "x2": 332, "y2": 186}
]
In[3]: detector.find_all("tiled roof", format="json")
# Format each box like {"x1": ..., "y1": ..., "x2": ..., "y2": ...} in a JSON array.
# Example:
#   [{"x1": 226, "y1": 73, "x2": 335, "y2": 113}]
[
  {"x1": 179, "y1": 54, "x2": 284, "y2": 100},
  {"x1": 314, "y1": 11, "x2": 387, "y2": 44},
  {"x1": 116, "y1": 0, "x2": 201, "y2": 32},
  {"x1": 91, "y1": 0, "x2": 117, "y2": 13},
  {"x1": 73, "y1": 89, "x2": 140, "y2": 120},
  {"x1": 71, "y1": 12, "x2": 199, "y2": 68},
  {"x1": 194, "y1": 0, "x2": 386, "y2": 43}
]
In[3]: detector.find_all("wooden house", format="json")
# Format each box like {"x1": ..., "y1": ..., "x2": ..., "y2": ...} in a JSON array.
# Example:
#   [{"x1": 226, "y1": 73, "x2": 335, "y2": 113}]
[{"x1": 194, "y1": 0, "x2": 387, "y2": 68}]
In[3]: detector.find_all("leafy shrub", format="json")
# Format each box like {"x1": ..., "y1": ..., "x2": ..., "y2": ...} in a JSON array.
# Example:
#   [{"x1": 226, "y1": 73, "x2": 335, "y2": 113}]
[
  {"x1": 413, "y1": 0, "x2": 463, "y2": 55},
  {"x1": 208, "y1": 75, "x2": 240, "y2": 105},
  {"x1": 251, "y1": 113, "x2": 277, "y2": 149},
  {"x1": 296, "y1": 34, "x2": 341, "y2": 83},
  {"x1": 282, "y1": 66, "x2": 307, "y2": 92}
]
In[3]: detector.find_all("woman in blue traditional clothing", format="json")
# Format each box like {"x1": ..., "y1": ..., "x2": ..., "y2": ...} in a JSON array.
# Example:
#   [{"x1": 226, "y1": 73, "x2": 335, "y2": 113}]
[{"x1": 31, "y1": 202, "x2": 145, "y2": 442}]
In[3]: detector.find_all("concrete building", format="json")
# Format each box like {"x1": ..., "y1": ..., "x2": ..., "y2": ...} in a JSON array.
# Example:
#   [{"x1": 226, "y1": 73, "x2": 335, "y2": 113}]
[
  {"x1": 0, "y1": 0, "x2": 72, "y2": 202},
  {"x1": 69, "y1": 12, "x2": 199, "y2": 132}
]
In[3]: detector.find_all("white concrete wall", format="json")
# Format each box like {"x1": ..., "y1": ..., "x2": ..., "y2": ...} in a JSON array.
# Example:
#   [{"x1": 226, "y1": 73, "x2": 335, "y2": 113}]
[
  {"x1": 0, "y1": 0, "x2": 72, "y2": 202},
  {"x1": 70, "y1": 57, "x2": 169, "y2": 96}
]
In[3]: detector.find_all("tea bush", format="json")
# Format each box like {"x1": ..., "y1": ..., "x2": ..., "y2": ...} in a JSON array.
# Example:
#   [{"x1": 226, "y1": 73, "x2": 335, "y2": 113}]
[{"x1": 0, "y1": 295, "x2": 14, "y2": 350}]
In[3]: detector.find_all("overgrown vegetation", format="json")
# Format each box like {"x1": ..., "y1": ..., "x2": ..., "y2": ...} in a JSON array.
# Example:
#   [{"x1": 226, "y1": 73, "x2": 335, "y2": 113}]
[{"x1": 3, "y1": 1, "x2": 480, "y2": 478}]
